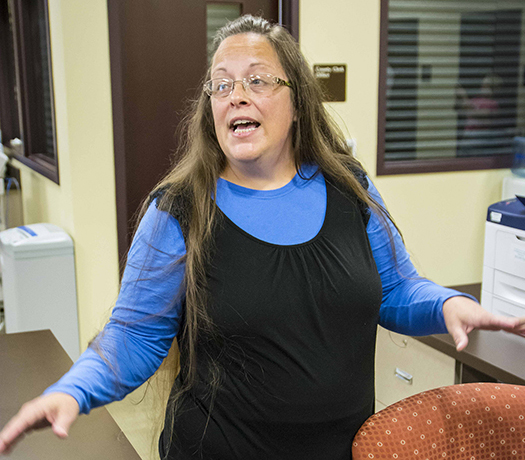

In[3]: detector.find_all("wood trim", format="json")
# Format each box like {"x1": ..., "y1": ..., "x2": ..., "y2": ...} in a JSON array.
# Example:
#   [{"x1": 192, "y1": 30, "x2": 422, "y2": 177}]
[
  {"x1": 107, "y1": 0, "x2": 129, "y2": 275},
  {"x1": 281, "y1": 0, "x2": 299, "y2": 42},
  {"x1": 38, "y1": 0, "x2": 58, "y2": 171},
  {"x1": 376, "y1": 0, "x2": 389, "y2": 176},
  {"x1": 378, "y1": 154, "x2": 514, "y2": 176},
  {"x1": 13, "y1": 152, "x2": 59, "y2": 183}
]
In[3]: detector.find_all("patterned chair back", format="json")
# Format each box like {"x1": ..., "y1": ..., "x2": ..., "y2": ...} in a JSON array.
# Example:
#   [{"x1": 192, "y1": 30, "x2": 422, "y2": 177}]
[{"x1": 352, "y1": 383, "x2": 525, "y2": 459}]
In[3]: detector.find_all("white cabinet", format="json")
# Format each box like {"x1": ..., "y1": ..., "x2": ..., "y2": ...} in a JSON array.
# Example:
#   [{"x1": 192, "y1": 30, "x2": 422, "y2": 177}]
[{"x1": 375, "y1": 326, "x2": 456, "y2": 409}]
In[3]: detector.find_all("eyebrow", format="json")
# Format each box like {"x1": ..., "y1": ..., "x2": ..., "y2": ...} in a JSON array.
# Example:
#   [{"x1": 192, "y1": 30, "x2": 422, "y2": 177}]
[{"x1": 212, "y1": 62, "x2": 271, "y2": 75}]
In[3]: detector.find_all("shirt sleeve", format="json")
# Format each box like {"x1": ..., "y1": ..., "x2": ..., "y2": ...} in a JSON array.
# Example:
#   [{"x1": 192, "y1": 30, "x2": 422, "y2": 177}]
[
  {"x1": 43, "y1": 200, "x2": 186, "y2": 414},
  {"x1": 366, "y1": 178, "x2": 477, "y2": 336}
]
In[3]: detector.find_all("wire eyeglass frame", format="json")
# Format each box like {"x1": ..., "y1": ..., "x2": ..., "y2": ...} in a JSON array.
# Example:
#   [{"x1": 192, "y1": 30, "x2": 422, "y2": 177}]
[{"x1": 204, "y1": 74, "x2": 292, "y2": 98}]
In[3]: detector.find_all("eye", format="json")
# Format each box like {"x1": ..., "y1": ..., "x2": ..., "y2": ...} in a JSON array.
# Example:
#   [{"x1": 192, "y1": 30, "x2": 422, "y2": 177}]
[
  {"x1": 215, "y1": 80, "x2": 231, "y2": 93},
  {"x1": 249, "y1": 75, "x2": 270, "y2": 89}
]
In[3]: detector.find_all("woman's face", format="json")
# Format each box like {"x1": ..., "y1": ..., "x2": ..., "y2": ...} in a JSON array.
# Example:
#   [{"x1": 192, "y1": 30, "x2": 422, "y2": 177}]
[{"x1": 210, "y1": 33, "x2": 295, "y2": 177}]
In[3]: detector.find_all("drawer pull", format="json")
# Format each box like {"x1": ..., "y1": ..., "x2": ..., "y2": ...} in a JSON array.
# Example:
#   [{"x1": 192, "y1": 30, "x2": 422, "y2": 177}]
[{"x1": 395, "y1": 368, "x2": 413, "y2": 385}]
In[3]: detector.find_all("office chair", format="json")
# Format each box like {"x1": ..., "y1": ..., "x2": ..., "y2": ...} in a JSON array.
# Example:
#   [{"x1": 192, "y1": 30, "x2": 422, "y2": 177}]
[{"x1": 352, "y1": 382, "x2": 525, "y2": 459}]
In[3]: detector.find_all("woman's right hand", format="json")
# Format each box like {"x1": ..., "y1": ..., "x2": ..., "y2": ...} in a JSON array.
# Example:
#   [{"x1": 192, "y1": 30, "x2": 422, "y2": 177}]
[{"x1": 0, "y1": 393, "x2": 79, "y2": 455}]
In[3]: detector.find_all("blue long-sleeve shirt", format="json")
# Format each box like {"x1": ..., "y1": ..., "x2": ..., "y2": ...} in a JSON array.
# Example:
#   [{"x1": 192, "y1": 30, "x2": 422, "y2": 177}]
[{"x1": 44, "y1": 165, "x2": 470, "y2": 414}]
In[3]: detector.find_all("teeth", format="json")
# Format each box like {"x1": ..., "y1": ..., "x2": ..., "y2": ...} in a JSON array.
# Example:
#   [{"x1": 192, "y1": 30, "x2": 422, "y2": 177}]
[
  {"x1": 235, "y1": 125, "x2": 257, "y2": 132},
  {"x1": 233, "y1": 119, "x2": 256, "y2": 126}
]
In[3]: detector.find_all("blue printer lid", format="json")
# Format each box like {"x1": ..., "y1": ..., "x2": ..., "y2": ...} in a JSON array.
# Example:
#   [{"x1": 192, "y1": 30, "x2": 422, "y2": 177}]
[{"x1": 487, "y1": 196, "x2": 525, "y2": 231}]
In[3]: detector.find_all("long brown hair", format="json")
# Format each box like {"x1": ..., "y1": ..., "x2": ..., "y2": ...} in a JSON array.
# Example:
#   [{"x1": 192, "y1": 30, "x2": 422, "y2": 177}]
[{"x1": 135, "y1": 14, "x2": 397, "y2": 454}]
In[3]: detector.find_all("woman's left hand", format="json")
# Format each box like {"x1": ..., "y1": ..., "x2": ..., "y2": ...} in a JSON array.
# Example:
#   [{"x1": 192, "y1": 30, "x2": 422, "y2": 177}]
[{"x1": 442, "y1": 296, "x2": 525, "y2": 351}]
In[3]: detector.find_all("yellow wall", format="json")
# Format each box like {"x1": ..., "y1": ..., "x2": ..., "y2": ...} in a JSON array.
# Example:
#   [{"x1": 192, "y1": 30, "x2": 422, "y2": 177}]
[
  {"x1": 300, "y1": 0, "x2": 510, "y2": 286},
  {"x1": 14, "y1": 0, "x2": 119, "y2": 349}
]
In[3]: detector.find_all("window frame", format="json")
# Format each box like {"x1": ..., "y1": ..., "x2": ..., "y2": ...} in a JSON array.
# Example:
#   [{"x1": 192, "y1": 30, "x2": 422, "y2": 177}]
[
  {"x1": 1, "y1": 0, "x2": 59, "y2": 183},
  {"x1": 376, "y1": 0, "x2": 514, "y2": 176}
]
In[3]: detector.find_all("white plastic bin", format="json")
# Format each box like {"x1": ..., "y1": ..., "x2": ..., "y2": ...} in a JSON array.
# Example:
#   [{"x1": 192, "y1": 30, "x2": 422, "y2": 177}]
[{"x1": 0, "y1": 224, "x2": 79, "y2": 360}]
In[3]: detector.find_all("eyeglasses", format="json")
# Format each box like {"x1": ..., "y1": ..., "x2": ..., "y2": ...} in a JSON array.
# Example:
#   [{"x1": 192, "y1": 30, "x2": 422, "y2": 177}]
[{"x1": 204, "y1": 74, "x2": 292, "y2": 98}]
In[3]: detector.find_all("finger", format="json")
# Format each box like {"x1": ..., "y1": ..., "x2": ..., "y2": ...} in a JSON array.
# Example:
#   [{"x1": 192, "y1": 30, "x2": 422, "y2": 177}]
[
  {"x1": 0, "y1": 431, "x2": 25, "y2": 455},
  {"x1": 0, "y1": 443, "x2": 11, "y2": 456},
  {"x1": 470, "y1": 311, "x2": 520, "y2": 331},
  {"x1": 0, "y1": 438, "x2": 8, "y2": 454},
  {"x1": 512, "y1": 317, "x2": 525, "y2": 329},
  {"x1": 0, "y1": 403, "x2": 49, "y2": 449},
  {"x1": 0, "y1": 423, "x2": 27, "y2": 454},
  {"x1": 508, "y1": 322, "x2": 525, "y2": 337},
  {"x1": 490, "y1": 316, "x2": 521, "y2": 329}
]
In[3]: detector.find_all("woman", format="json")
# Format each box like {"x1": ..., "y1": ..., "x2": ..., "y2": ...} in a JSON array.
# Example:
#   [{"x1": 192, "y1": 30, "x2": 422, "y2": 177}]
[{"x1": 1, "y1": 15, "x2": 524, "y2": 460}]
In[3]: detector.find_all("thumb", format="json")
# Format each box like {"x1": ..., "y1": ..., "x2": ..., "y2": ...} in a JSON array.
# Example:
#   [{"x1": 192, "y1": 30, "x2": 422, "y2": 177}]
[
  {"x1": 449, "y1": 325, "x2": 469, "y2": 352},
  {"x1": 51, "y1": 413, "x2": 76, "y2": 439}
]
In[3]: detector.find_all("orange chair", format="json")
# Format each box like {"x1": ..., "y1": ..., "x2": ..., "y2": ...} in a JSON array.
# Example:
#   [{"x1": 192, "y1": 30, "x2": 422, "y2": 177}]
[{"x1": 352, "y1": 383, "x2": 525, "y2": 459}]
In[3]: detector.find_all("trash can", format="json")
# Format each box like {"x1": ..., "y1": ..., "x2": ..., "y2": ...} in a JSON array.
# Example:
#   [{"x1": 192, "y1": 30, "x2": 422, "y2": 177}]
[{"x1": 0, "y1": 224, "x2": 79, "y2": 360}]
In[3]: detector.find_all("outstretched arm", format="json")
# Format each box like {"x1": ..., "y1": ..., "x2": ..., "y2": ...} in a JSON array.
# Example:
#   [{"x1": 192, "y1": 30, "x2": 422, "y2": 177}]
[
  {"x1": 367, "y1": 178, "x2": 525, "y2": 348},
  {"x1": 44, "y1": 200, "x2": 185, "y2": 412},
  {"x1": 0, "y1": 200, "x2": 185, "y2": 454}
]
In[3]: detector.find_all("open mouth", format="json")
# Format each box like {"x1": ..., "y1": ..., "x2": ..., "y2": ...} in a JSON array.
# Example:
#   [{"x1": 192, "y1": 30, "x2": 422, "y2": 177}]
[{"x1": 230, "y1": 119, "x2": 261, "y2": 133}]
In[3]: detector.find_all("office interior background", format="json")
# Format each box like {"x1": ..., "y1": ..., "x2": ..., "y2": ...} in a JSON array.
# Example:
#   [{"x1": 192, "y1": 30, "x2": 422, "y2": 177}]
[{"x1": 0, "y1": 0, "x2": 524, "y2": 458}]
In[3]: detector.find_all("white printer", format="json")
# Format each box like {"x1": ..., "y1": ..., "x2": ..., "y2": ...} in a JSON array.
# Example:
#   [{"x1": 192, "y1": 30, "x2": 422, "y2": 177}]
[{"x1": 481, "y1": 196, "x2": 525, "y2": 320}]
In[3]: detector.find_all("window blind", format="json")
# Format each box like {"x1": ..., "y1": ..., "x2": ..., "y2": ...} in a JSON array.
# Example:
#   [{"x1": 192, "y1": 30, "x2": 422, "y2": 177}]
[{"x1": 385, "y1": 0, "x2": 524, "y2": 161}]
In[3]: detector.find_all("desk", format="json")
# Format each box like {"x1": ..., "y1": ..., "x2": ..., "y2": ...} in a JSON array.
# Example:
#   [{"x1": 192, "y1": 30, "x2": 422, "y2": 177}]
[
  {"x1": 418, "y1": 331, "x2": 525, "y2": 385},
  {"x1": 0, "y1": 330, "x2": 141, "y2": 460}
]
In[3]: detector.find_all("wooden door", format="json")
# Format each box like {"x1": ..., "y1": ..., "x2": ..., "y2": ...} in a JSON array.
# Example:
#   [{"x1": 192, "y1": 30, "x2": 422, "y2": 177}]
[{"x1": 108, "y1": 1, "x2": 297, "y2": 264}]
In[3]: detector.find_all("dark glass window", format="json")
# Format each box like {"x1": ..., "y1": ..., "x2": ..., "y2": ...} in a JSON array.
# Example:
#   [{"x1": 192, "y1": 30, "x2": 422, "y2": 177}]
[{"x1": 377, "y1": 0, "x2": 524, "y2": 175}]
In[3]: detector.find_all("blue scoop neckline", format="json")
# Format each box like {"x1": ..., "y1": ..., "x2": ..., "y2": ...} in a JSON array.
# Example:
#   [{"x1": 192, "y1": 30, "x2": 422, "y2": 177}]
[{"x1": 215, "y1": 165, "x2": 327, "y2": 249}]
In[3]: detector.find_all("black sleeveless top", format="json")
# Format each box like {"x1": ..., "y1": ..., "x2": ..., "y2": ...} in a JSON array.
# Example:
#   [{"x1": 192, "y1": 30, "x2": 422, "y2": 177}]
[{"x1": 160, "y1": 175, "x2": 383, "y2": 460}]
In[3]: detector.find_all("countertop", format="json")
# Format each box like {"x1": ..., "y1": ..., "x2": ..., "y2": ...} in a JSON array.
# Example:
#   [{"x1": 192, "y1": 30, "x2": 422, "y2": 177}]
[{"x1": 0, "y1": 330, "x2": 141, "y2": 460}]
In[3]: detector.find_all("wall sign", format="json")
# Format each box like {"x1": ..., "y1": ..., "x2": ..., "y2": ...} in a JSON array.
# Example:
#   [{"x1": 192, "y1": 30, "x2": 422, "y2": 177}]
[{"x1": 314, "y1": 64, "x2": 346, "y2": 102}]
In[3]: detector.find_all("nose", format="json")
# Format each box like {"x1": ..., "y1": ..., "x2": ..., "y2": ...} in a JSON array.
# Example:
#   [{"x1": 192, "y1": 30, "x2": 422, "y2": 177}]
[{"x1": 229, "y1": 80, "x2": 250, "y2": 105}]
